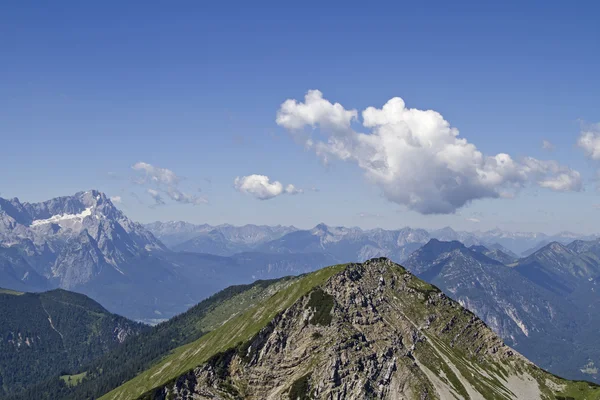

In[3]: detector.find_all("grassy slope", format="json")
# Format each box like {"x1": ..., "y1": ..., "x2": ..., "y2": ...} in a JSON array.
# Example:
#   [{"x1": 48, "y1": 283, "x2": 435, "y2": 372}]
[
  {"x1": 59, "y1": 372, "x2": 87, "y2": 387},
  {"x1": 0, "y1": 288, "x2": 23, "y2": 295},
  {"x1": 102, "y1": 264, "x2": 346, "y2": 400}
]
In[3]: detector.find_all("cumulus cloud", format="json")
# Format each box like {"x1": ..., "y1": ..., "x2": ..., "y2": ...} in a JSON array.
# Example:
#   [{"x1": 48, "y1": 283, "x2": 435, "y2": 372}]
[
  {"x1": 542, "y1": 140, "x2": 555, "y2": 151},
  {"x1": 132, "y1": 162, "x2": 207, "y2": 206},
  {"x1": 234, "y1": 174, "x2": 303, "y2": 200},
  {"x1": 577, "y1": 124, "x2": 600, "y2": 160},
  {"x1": 276, "y1": 90, "x2": 581, "y2": 214},
  {"x1": 110, "y1": 195, "x2": 122, "y2": 204}
]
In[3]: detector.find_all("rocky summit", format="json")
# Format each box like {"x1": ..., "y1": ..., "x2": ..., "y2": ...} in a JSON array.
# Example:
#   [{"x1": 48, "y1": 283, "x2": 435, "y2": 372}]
[{"x1": 107, "y1": 258, "x2": 598, "y2": 400}]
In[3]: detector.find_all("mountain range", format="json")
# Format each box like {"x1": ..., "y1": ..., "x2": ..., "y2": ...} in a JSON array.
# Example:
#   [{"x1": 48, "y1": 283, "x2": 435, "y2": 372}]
[
  {"x1": 3, "y1": 190, "x2": 600, "y2": 388},
  {"x1": 146, "y1": 220, "x2": 594, "y2": 259},
  {"x1": 0, "y1": 192, "x2": 337, "y2": 322}
]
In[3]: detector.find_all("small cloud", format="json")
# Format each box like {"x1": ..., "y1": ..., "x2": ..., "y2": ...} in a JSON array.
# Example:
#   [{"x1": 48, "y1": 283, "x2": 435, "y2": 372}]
[
  {"x1": 285, "y1": 184, "x2": 303, "y2": 195},
  {"x1": 593, "y1": 204, "x2": 600, "y2": 210},
  {"x1": 234, "y1": 174, "x2": 302, "y2": 200},
  {"x1": 165, "y1": 187, "x2": 208, "y2": 205},
  {"x1": 577, "y1": 123, "x2": 600, "y2": 160},
  {"x1": 542, "y1": 140, "x2": 555, "y2": 151},
  {"x1": 132, "y1": 161, "x2": 207, "y2": 206},
  {"x1": 311, "y1": 187, "x2": 320, "y2": 192},
  {"x1": 110, "y1": 195, "x2": 122, "y2": 204},
  {"x1": 466, "y1": 217, "x2": 480, "y2": 223},
  {"x1": 147, "y1": 189, "x2": 165, "y2": 206},
  {"x1": 132, "y1": 162, "x2": 180, "y2": 186}
]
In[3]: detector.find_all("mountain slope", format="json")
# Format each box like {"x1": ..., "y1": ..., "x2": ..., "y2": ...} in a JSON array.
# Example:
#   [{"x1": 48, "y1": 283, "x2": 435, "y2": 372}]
[
  {"x1": 514, "y1": 242, "x2": 600, "y2": 295},
  {"x1": 469, "y1": 244, "x2": 516, "y2": 265},
  {"x1": 0, "y1": 288, "x2": 146, "y2": 396},
  {"x1": 403, "y1": 240, "x2": 600, "y2": 382},
  {"x1": 0, "y1": 247, "x2": 47, "y2": 291},
  {"x1": 103, "y1": 259, "x2": 599, "y2": 400},
  {"x1": 404, "y1": 240, "x2": 576, "y2": 344},
  {"x1": 6, "y1": 278, "x2": 294, "y2": 400},
  {"x1": 100, "y1": 265, "x2": 345, "y2": 400}
]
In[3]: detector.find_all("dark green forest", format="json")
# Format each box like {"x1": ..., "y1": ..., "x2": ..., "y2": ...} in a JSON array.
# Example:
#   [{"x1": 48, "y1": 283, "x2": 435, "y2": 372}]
[{"x1": 0, "y1": 289, "x2": 146, "y2": 397}]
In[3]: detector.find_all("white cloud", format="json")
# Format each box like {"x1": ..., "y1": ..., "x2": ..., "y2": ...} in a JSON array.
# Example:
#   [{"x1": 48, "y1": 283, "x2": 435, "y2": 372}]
[
  {"x1": 132, "y1": 162, "x2": 180, "y2": 185},
  {"x1": 542, "y1": 140, "x2": 555, "y2": 151},
  {"x1": 276, "y1": 90, "x2": 582, "y2": 214},
  {"x1": 285, "y1": 184, "x2": 303, "y2": 195},
  {"x1": 234, "y1": 174, "x2": 302, "y2": 200},
  {"x1": 110, "y1": 195, "x2": 122, "y2": 204},
  {"x1": 521, "y1": 157, "x2": 582, "y2": 192},
  {"x1": 577, "y1": 124, "x2": 600, "y2": 160},
  {"x1": 277, "y1": 90, "x2": 358, "y2": 131},
  {"x1": 165, "y1": 187, "x2": 208, "y2": 205},
  {"x1": 466, "y1": 217, "x2": 480, "y2": 223},
  {"x1": 147, "y1": 189, "x2": 165, "y2": 205},
  {"x1": 132, "y1": 162, "x2": 207, "y2": 205}
]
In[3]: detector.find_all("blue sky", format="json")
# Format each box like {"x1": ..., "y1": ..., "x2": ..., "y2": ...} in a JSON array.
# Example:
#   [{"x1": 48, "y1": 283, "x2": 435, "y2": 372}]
[{"x1": 1, "y1": 1, "x2": 599, "y2": 233}]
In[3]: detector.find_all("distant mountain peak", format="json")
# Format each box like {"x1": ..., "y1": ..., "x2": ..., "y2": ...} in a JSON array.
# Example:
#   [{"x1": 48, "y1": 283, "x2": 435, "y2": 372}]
[
  {"x1": 536, "y1": 241, "x2": 572, "y2": 255},
  {"x1": 469, "y1": 244, "x2": 490, "y2": 253},
  {"x1": 0, "y1": 190, "x2": 166, "y2": 292},
  {"x1": 314, "y1": 222, "x2": 329, "y2": 230}
]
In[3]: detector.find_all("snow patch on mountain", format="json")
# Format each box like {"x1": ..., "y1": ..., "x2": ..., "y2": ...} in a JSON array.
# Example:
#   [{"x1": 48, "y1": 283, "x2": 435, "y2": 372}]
[{"x1": 30, "y1": 206, "x2": 93, "y2": 228}]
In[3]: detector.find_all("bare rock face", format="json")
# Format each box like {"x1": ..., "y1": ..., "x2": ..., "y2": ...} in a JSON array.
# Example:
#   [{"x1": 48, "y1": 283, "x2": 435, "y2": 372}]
[{"x1": 145, "y1": 258, "x2": 555, "y2": 400}]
